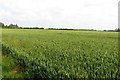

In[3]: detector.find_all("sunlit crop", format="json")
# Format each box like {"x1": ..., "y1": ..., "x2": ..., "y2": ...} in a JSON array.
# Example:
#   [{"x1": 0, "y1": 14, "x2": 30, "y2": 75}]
[{"x1": 2, "y1": 29, "x2": 119, "y2": 78}]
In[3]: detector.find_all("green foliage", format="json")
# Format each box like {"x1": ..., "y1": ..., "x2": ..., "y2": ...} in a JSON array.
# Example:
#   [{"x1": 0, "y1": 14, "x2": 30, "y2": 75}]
[
  {"x1": 115, "y1": 28, "x2": 120, "y2": 32},
  {"x1": 2, "y1": 53, "x2": 25, "y2": 78},
  {"x1": 0, "y1": 23, "x2": 19, "y2": 29},
  {"x1": 2, "y1": 29, "x2": 119, "y2": 79}
]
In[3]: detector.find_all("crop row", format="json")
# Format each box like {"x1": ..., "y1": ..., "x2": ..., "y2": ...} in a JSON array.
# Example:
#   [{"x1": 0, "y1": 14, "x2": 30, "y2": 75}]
[{"x1": 2, "y1": 43, "x2": 119, "y2": 79}]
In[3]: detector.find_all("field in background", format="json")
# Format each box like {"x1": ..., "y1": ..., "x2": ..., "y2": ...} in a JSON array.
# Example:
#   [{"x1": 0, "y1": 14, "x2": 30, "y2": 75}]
[{"x1": 2, "y1": 29, "x2": 119, "y2": 78}]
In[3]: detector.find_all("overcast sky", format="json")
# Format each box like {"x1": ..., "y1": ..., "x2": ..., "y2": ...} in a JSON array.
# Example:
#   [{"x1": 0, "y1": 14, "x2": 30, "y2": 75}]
[{"x1": 0, "y1": 0, "x2": 119, "y2": 30}]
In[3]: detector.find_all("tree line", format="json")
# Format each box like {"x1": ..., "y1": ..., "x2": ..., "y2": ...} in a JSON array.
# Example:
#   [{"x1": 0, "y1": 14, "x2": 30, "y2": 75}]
[
  {"x1": 0, "y1": 22, "x2": 44, "y2": 29},
  {"x1": 0, "y1": 22, "x2": 19, "y2": 29},
  {"x1": 0, "y1": 22, "x2": 119, "y2": 32}
]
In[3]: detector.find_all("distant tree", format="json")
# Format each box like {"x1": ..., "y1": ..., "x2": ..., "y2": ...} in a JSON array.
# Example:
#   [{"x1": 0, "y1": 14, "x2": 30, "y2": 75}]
[
  {"x1": 2, "y1": 24, "x2": 4, "y2": 28},
  {"x1": 115, "y1": 28, "x2": 120, "y2": 32},
  {"x1": 15, "y1": 24, "x2": 19, "y2": 28},
  {"x1": 33, "y1": 27, "x2": 39, "y2": 29},
  {"x1": 19, "y1": 27, "x2": 22, "y2": 29},
  {"x1": 8, "y1": 24, "x2": 19, "y2": 28},
  {"x1": 0, "y1": 22, "x2": 4, "y2": 28},
  {"x1": 39, "y1": 27, "x2": 44, "y2": 29},
  {"x1": 9, "y1": 24, "x2": 14, "y2": 28}
]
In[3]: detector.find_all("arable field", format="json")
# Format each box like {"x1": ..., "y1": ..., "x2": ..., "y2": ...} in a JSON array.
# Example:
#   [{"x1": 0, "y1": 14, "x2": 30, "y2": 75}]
[{"x1": 2, "y1": 29, "x2": 119, "y2": 79}]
